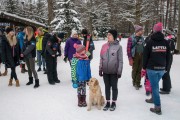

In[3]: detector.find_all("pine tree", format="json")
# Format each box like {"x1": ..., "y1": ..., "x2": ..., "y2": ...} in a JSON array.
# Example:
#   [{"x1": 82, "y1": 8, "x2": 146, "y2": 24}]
[{"x1": 51, "y1": 0, "x2": 82, "y2": 35}]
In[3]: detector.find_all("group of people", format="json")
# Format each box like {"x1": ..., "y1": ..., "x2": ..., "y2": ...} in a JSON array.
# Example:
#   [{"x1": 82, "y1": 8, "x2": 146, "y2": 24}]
[
  {"x1": 127, "y1": 22, "x2": 176, "y2": 115},
  {"x1": 0, "y1": 22, "x2": 176, "y2": 115}
]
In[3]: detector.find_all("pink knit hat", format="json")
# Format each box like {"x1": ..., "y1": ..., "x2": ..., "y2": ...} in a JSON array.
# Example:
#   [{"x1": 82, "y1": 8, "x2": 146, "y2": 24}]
[{"x1": 153, "y1": 22, "x2": 163, "y2": 32}]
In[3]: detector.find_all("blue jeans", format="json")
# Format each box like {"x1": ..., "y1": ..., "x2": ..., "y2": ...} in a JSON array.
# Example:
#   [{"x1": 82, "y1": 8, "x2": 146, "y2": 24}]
[
  {"x1": 37, "y1": 50, "x2": 45, "y2": 68},
  {"x1": 147, "y1": 69, "x2": 165, "y2": 107}
]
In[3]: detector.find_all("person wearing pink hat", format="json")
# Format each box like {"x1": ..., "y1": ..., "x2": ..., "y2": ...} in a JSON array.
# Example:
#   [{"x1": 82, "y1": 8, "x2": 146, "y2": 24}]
[
  {"x1": 142, "y1": 22, "x2": 170, "y2": 115},
  {"x1": 127, "y1": 25, "x2": 144, "y2": 90}
]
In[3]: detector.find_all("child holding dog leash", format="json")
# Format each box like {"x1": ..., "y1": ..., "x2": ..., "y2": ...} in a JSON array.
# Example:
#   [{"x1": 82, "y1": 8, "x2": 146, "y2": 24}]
[{"x1": 71, "y1": 44, "x2": 91, "y2": 107}]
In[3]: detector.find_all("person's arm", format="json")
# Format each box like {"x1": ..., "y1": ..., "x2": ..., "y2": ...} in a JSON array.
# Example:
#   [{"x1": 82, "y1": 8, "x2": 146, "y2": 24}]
[
  {"x1": 142, "y1": 42, "x2": 151, "y2": 69},
  {"x1": 1, "y1": 37, "x2": 6, "y2": 63},
  {"x1": 127, "y1": 37, "x2": 133, "y2": 60},
  {"x1": 166, "y1": 41, "x2": 171, "y2": 71},
  {"x1": 117, "y1": 46, "x2": 123, "y2": 76},
  {"x1": 46, "y1": 41, "x2": 55, "y2": 56},
  {"x1": 23, "y1": 41, "x2": 36, "y2": 56},
  {"x1": 64, "y1": 39, "x2": 70, "y2": 57}
]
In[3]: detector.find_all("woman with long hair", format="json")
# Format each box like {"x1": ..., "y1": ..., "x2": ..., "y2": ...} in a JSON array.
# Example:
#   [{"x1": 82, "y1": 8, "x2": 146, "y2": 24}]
[
  {"x1": 21, "y1": 26, "x2": 39, "y2": 88},
  {"x1": 1, "y1": 27, "x2": 20, "y2": 87}
]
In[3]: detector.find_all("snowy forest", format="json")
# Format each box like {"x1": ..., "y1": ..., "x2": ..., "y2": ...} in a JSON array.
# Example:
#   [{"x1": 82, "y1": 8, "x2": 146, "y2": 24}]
[{"x1": 0, "y1": 0, "x2": 179, "y2": 36}]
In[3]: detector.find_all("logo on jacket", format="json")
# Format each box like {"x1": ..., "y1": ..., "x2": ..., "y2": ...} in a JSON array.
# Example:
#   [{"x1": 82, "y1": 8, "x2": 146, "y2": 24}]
[{"x1": 152, "y1": 46, "x2": 167, "y2": 52}]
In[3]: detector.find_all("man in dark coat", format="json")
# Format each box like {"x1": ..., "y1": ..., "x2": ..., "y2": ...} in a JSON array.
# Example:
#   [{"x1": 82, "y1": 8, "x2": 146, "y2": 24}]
[{"x1": 45, "y1": 33, "x2": 61, "y2": 85}]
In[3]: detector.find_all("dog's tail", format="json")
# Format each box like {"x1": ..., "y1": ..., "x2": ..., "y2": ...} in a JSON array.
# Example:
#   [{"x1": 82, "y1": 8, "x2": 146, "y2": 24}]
[{"x1": 101, "y1": 96, "x2": 105, "y2": 106}]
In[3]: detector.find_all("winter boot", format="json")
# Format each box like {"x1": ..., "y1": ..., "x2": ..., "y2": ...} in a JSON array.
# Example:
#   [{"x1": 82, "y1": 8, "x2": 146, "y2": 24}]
[
  {"x1": 103, "y1": 102, "x2": 110, "y2": 111},
  {"x1": 54, "y1": 79, "x2": 61, "y2": 83},
  {"x1": 8, "y1": 79, "x2": 13, "y2": 86},
  {"x1": 110, "y1": 102, "x2": 116, "y2": 111},
  {"x1": 43, "y1": 67, "x2": 46, "y2": 71},
  {"x1": 37, "y1": 67, "x2": 41, "y2": 72},
  {"x1": 82, "y1": 95, "x2": 87, "y2": 107},
  {"x1": 26, "y1": 77, "x2": 33, "y2": 85},
  {"x1": 21, "y1": 64, "x2": 25, "y2": 73},
  {"x1": 78, "y1": 95, "x2": 82, "y2": 107},
  {"x1": 150, "y1": 106, "x2": 162, "y2": 115},
  {"x1": 15, "y1": 80, "x2": 20, "y2": 87},
  {"x1": 145, "y1": 97, "x2": 153, "y2": 103},
  {"x1": 34, "y1": 79, "x2": 40, "y2": 88},
  {"x1": 2, "y1": 70, "x2": 8, "y2": 76}
]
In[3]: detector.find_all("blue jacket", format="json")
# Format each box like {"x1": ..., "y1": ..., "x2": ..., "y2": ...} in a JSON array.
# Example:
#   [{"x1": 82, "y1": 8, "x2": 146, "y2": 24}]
[
  {"x1": 76, "y1": 60, "x2": 91, "y2": 81},
  {"x1": 17, "y1": 32, "x2": 25, "y2": 51}
]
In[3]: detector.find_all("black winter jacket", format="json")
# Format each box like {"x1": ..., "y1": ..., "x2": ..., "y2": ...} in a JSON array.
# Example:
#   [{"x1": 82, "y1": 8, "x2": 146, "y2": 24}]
[
  {"x1": 143, "y1": 32, "x2": 170, "y2": 71},
  {"x1": 1, "y1": 35, "x2": 20, "y2": 68},
  {"x1": 23, "y1": 36, "x2": 36, "y2": 58}
]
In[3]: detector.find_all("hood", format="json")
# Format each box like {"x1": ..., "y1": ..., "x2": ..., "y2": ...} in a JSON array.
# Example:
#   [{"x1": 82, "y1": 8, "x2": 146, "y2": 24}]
[
  {"x1": 151, "y1": 32, "x2": 165, "y2": 41},
  {"x1": 109, "y1": 40, "x2": 119, "y2": 45}
]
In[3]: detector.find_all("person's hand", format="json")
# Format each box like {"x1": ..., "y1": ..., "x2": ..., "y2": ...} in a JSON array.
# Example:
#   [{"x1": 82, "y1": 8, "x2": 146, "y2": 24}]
[
  {"x1": 99, "y1": 70, "x2": 103, "y2": 77},
  {"x1": 63, "y1": 56, "x2": 68, "y2": 63},
  {"x1": 117, "y1": 74, "x2": 121, "y2": 78},
  {"x1": 129, "y1": 59, "x2": 133, "y2": 66},
  {"x1": 52, "y1": 55, "x2": 55, "y2": 57},
  {"x1": 20, "y1": 54, "x2": 24, "y2": 57},
  {"x1": 141, "y1": 69, "x2": 146, "y2": 78}
]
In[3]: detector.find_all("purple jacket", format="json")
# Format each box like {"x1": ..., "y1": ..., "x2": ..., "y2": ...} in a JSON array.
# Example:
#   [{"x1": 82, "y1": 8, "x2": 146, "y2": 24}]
[{"x1": 64, "y1": 37, "x2": 81, "y2": 60}]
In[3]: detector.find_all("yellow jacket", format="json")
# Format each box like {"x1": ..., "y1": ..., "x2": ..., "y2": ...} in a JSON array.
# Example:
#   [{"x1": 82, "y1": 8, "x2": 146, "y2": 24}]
[{"x1": 36, "y1": 36, "x2": 44, "y2": 51}]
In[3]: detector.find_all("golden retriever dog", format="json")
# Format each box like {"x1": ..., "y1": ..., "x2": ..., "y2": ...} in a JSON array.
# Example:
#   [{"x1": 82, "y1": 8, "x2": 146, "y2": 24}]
[{"x1": 87, "y1": 78, "x2": 105, "y2": 111}]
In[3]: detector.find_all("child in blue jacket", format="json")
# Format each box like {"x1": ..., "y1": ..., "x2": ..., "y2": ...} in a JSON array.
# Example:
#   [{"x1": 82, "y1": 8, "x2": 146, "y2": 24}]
[{"x1": 71, "y1": 44, "x2": 91, "y2": 107}]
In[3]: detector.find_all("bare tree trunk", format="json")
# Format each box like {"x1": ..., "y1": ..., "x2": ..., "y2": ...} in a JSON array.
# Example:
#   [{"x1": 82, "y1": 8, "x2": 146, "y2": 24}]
[
  {"x1": 168, "y1": 0, "x2": 173, "y2": 29},
  {"x1": 88, "y1": 0, "x2": 93, "y2": 34},
  {"x1": 177, "y1": 0, "x2": 180, "y2": 51},
  {"x1": 47, "y1": 0, "x2": 54, "y2": 28},
  {"x1": 165, "y1": 0, "x2": 170, "y2": 29},
  {"x1": 135, "y1": 0, "x2": 142, "y2": 25},
  {"x1": 173, "y1": 0, "x2": 177, "y2": 28}
]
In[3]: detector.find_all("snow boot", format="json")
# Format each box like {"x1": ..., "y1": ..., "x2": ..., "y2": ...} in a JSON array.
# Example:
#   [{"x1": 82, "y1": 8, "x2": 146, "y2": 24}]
[
  {"x1": 26, "y1": 77, "x2": 33, "y2": 85},
  {"x1": 43, "y1": 67, "x2": 46, "y2": 71},
  {"x1": 34, "y1": 79, "x2": 40, "y2": 88},
  {"x1": 37, "y1": 67, "x2": 41, "y2": 72},
  {"x1": 110, "y1": 102, "x2": 116, "y2": 111},
  {"x1": 8, "y1": 79, "x2": 13, "y2": 86},
  {"x1": 82, "y1": 95, "x2": 87, "y2": 107},
  {"x1": 78, "y1": 95, "x2": 82, "y2": 107},
  {"x1": 150, "y1": 106, "x2": 162, "y2": 115},
  {"x1": 103, "y1": 102, "x2": 110, "y2": 111},
  {"x1": 15, "y1": 80, "x2": 20, "y2": 87},
  {"x1": 2, "y1": 70, "x2": 8, "y2": 76},
  {"x1": 145, "y1": 97, "x2": 153, "y2": 103},
  {"x1": 54, "y1": 79, "x2": 60, "y2": 83}
]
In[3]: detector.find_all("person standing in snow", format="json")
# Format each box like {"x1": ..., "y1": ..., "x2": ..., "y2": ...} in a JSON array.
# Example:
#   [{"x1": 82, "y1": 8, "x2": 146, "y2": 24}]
[
  {"x1": 36, "y1": 27, "x2": 46, "y2": 72},
  {"x1": 45, "y1": 33, "x2": 62, "y2": 85},
  {"x1": 71, "y1": 44, "x2": 91, "y2": 107},
  {"x1": 127, "y1": 25, "x2": 144, "y2": 90},
  {"x1": 99, "y1": 29, "x2": 123, "y2": 111},
  {"x1": 1, "y1": 27, "x2": 20, "y2": 87},
  {"x1": 16, "y1": 26, "x2": 28, "y2": 73},
  {"x1": 142, "y1": 22, "x2": 170, "y2": 115},
  {"x1": 20, "y1": 26, "x2": 39, "y2": 88},
  {"x1": 64, "y1": 30, "x2": 81, "y2": 64},
  {"x1": 81, "y1": 29, "x2": 95, "y2": 60},
  {"x1": 160, "y1": 29, "x2": 176, "y2": 94}
]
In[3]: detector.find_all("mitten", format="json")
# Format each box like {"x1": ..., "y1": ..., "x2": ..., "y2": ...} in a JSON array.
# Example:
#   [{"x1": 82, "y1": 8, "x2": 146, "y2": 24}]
[
  {"x1": 117, "y1": 74, "x2": 121, "y2": 78},
  {"x1": 141, "y1": 69, "x2": 146, "y2": 78},
  {"x1": 99, "y1": 70, "x2": 103, "y2": 77}
]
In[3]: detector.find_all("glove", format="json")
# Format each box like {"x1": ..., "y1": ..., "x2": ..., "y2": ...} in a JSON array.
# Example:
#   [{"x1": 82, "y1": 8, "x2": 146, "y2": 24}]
[
  {"x1": 72, "y1": 80, "x2": 78, "y2": 88},
  {"x1": 129, "y1": 59, "x2": 133, "y2": 66},
  {"x1": 99, "y1": 70, "x2": 103, "y2": 77},
  {"x1": 141, "y1": 69, "x2": 146, "y2": 78},
  {"x1": 117, "y1": 74, "x2": 121, "y2": 78},
  {"x1": 63, "y1": 56, "x2": 68, "y2": 63}
]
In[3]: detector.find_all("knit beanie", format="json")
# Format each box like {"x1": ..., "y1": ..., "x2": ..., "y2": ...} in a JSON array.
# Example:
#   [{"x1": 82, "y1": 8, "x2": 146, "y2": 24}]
[
  {"x1": 71, "y1": 30, "x2": 78, "y2": 37},
  {"x1": 153, "y1": 22, "x2": 163, "y2": 32},
  {"x1": 81, "y1": 29, "x2": 88, "y2": 35},
  {"x1": 108, "y1": 29, "x2": 118, "y2": 40},
  {"x1": 5, "y1": 27, "x2": 13, "y2": 34},
  {"x1": 74, "y1": 44, "x2": 86, "y2": 53},
  {"x1": 134, "y1": 25, "x2": 143, "y2": 33}
]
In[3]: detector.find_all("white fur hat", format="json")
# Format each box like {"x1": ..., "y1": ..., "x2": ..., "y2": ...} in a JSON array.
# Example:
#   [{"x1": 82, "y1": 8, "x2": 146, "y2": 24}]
[{"x1": 71, "y1": 30, "x2": 78, "y2": 37}]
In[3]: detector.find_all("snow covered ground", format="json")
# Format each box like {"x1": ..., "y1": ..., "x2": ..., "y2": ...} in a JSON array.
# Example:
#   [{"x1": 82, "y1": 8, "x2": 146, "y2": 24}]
[{"x1": 0, "y1": 38, "x2": 180, "y2": 120}]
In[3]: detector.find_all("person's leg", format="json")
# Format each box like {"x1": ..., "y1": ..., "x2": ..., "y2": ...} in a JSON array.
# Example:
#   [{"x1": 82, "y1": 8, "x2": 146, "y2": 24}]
[
  {"x1": 29, "y1": 58, "x2": 39, "y2": 88},
  {"x1": 26, "y1": 59, "x2": 33, "y2": 78},
  {"x1": 110, "y1": 74, "x2": 118, "y2": 101},
  {"x1": 81, "y1": 81, "x2": 87, "y2": 107},
  {"x1": 77, "y1": 82, "x2": 83, "y2": 107},
  {"x1": 103, "y1": 73, "x2": 111, "y2": 111},
  {"x1": 136, "y1": 54, "x2": 143, "y2": 87},
  {"x1": 37, "y1": 51, "x2": 42, "y2": 71},
  {"x1": 53, "y1": 57, "x2": 60, "y2": 83},
  {"x1": 132, "y1": 54, "x2": 139, "y2": 86},
  {"x1": 11, "y1": 67, "x2": 19, "y2": 87},
  {"x1": 46, "y1": 57, "x2": 55, "y2": 84}
]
